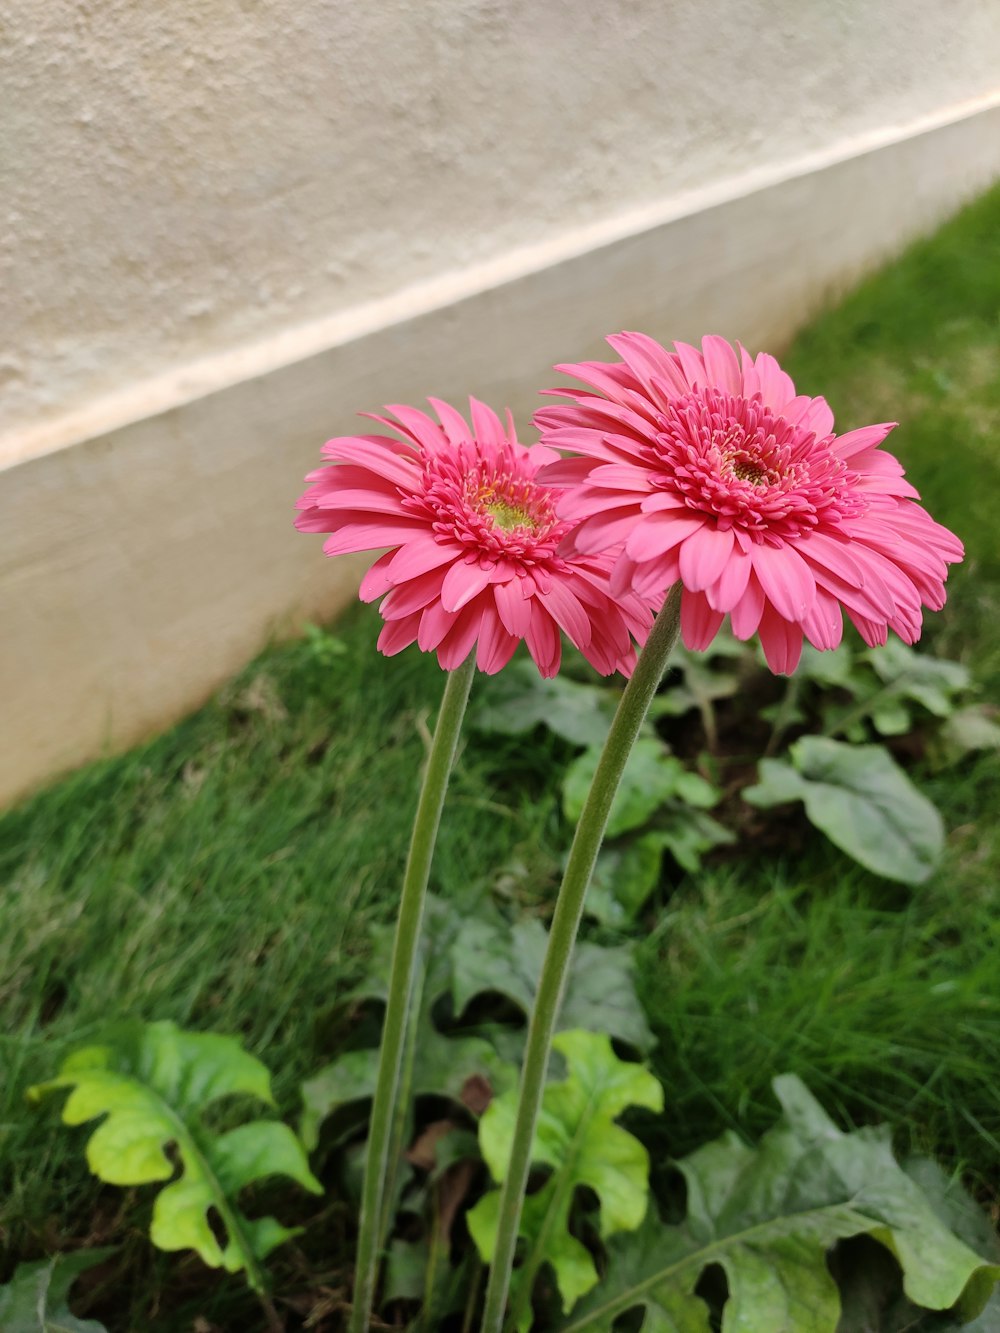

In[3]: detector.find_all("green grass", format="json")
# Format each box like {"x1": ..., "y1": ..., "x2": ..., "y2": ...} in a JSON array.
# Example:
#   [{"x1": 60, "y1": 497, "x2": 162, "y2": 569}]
[
  {"x1": 642, "y1": 760, "x2": 1000, "y2": 1190},
  {"x1": 2, "y1": 181, "x2": 1000, "y2": 1325},
  {"x1": 783, "y1": 184, "x2": 1000, "y2": 688}
]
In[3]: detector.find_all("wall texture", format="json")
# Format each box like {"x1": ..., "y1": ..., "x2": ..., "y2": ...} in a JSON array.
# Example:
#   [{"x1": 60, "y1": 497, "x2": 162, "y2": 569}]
[
  {"x1": 3, "y1": 1, "x2": 1000, "y2": 806},
  {"x1": 4, "y1": 0, "x2": 1000, "y2": 438}
]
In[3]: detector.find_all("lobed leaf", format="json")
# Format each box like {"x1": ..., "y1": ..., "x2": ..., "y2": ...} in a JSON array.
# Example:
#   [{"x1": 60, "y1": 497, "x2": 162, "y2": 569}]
[
  {"x1": 559, "y1": 1076, "x2": 1000, "y2": 1332},
  {"x1": 450, "y1": 915, "x2": 654, "y2": 1054},
  {"x1": 299, "y1": 901, "x2": 652, "y2": 1173},
  {"x1": 469, "y1": 1031, "x2": 663, "y2": 1325},
  {"x1": 300, "y1": 1030, "x2": 506, "y2": 1151},
  {"x1": 0, "y1": 1249, "x2": 114, "y2": 1333},
  {"x1": 30, "y1": 1022, "x2": 321, "y2": 1291},
  {"x1": 300, "y1": 896, "x2": 520, "y2": 1150}
]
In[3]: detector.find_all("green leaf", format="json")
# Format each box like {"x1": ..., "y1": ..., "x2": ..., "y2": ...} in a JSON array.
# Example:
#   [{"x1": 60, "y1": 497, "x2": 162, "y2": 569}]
[
  {"x1": 652, "y1": 647, "x2": 742, "y2": 720},
  {"x1": 469, "y1": 1031, "x2": 663, "y2": 1322},
  {"x1": 0, "y1": 1250, "x2": 114, "y2": 1333},
  {"x1": 654, "y1": 809, "x2": 735, "y2": 875},
  {"x1": 933, "y1": 706, "x2": 1000, "y2": 766},
  {"x1": 793, "y1": 642, "x2": 866, "y2": 690},
  {"x1": 866, "y1": 640, "x2": 970, "y2": 718},
  {"x1": 471, "y1": 660, "x2": 622, "y2": 748},
  {"x1": 299, "y1": 897, "x2": 654, "y2": 1159},
  {"x1": 564, "y1": 739, "x2": 720, "y2": 839},
  {"x1": 587, "y1": 836, "x2": 669, "y2": 926},
  {"x1": 300, "y1": 896, "x2": 519, "y2": 1149},
  {"x1": 450, "y1": 915, "x2": 654, "y2": 1054},
  {"x1": 300, "y1": 1031, "x2": 507, "y2": 1151},
  {"x1": 902, "y1": 1157, "x2": 1000, "y2": 1262},
  {"x1": 30, "y1": 1022, "x2": 321, "y2": 1291},
  {"x1": 559, "y1": 1075, "x2": 1000, "y2": 1332},
  {"x1": 872, "y1": 700, "x2": 913, "y2": 736},
  {"x1": 743, "y1": 736, "x2": 943, "y2": 883},
  {"x1": 586, "y1": 817, "x2": 734, "y2": 925},
  {"x1": 833, "y1": 1159, "x2": 1000, "y2": 1331},
  {"x1": 299, "y1": 1047, "x2": 380, "y2": 1150},
  {"x1": 383, "y1": 1237, "x2": 428, "y2": 1305}
]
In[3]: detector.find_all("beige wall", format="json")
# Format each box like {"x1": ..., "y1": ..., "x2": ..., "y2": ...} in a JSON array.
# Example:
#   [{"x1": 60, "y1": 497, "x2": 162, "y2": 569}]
[
  {"x1": 4, "y1": 0, "x2": 1000, "y2": 440},
  {"x1": 3, "y1": 1, "x2": 1000, "y2": 807}
]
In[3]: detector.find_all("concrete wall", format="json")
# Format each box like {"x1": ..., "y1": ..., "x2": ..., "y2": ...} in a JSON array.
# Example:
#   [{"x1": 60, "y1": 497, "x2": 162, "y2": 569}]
[
  {"x1": 5, "y1": 0, "x2": 1000, "y2": 438},
  {"x1": 3, "y1": 0, "x2": 1000, "y2": 806}
]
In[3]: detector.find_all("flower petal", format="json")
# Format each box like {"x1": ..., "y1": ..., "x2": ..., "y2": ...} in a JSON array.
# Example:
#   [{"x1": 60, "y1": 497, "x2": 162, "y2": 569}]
[
  {"x1": 757, "y1": 603, "x2": 804, "y2": 674},
  {"x1": 524, "y1": 601, "x2": 562, "y2": 677},
  {"x1": 494, "y1": 578, "x2": 534, "y2": 637},
  {"x1": 730, "y1": 575, "x2": 766, "y2": 639},
  {"x1": 537, "y1": 581, "x2": 592, "y2": 649},
  {"x1": 386, "y1": 536, "x2": 464, "y2": 584},
  {"x1": 680, "y1": 588, "x2": 725, "y2": 652},
  {"x1": 752, "y1": 352, "x2": 796, "y2": 411},
  {"x1": 701, "y1": 335, "x2": 742, "y2": 395},
  {"x1": 377, "y1": 613, "x2": 421, "y2": 658},
  {"x1": 359, "y1": 551, "x2": 396, "y2": 603},
  {"x1": 441, "y1": 559, "x2": 494, "y2": 613},
  {"x1": 750, "y1": 542, "x2": 816, "y2": 622},
  {"x1": 674, "y1": 341, "x2": 708, "y2": 391},
  {"x1": 476, "y1": 611, "x2": 519, "y2": 674},
  {"x1": 469, "y1": 397, "x2": 507, "y2": 448},
  {"x1": 678, "y1": 524, "x2": 736, "y2": 592},
  {"x1": 801, "y1": 588, "x2": 844, "y2": 651},
  {"x1": 706, "y1": 550, "x2": 752, "y2": 612},
  {"x1": 626, "y1": 512, "x2": 704, "y2": 561},
  {"x1": 832, "y1": 422, "x2": 896, "y2": 459},
  {"x1": 427, "y1": 397, "x2": 473, "y2": 447},
  {"x1": 321, "y1": 517, "x2": 426, "y2": 554},
  {"x1": 437, "y1": 603, "x2": 484, "y2": 669}
]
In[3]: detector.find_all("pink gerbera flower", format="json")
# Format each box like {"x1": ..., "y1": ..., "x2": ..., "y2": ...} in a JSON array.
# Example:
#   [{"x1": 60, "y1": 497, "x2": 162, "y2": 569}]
[
  {"x1": 295, "y1": 398, "x2": 651, "y2": 677},
  {"x1": 535, "y1": 333, "x2": 964, "y2": 674}
]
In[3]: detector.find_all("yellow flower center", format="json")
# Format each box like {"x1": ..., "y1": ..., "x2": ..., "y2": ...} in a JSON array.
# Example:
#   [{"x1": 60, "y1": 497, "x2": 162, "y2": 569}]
[
  {"x1": 485, "y1": 497, "x2": 536, "y2": 531},
  {"x1": 731, "y1": 459, "x2": 769, "y2": 485}
]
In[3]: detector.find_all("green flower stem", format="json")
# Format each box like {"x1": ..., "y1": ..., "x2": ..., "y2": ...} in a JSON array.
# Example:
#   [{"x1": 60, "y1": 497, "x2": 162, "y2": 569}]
[
  {"x1": 479, "y1": 585, "x2": 683, "y2": 1333},
  {"x1": 378, "y1": 962, "x2": 425, "y2": 1244},
  {"x1": 349, "y1": 651, "x2": 477, "y2": 1333}
]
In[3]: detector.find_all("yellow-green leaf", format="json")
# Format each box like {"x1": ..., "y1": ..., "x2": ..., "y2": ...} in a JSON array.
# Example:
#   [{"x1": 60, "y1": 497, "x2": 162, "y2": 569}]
[{"x1": 29, "y1": 1021, "x2": 321, "y2": 1292}]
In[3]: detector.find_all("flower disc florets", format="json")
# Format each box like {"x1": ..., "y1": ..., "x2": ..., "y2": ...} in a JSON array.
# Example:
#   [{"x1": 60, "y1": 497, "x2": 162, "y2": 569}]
[
  {"x1": 403, "y1": 441, "x2": 568, "y2": 566},
  {"x1": 295, "y1": 398, "x2": 651, "y2": 677},
  {"x1": 535, "y1": 333, "x2": 964, "y2": 674},
  {"x1": 652, "y1": 387, "x2": 867, "y2": 540}
]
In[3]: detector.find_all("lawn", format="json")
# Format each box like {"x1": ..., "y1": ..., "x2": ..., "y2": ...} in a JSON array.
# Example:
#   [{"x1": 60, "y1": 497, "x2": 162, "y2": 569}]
[{"x1": 2, "y1": 182, "x2": 999, "y2": 1329}]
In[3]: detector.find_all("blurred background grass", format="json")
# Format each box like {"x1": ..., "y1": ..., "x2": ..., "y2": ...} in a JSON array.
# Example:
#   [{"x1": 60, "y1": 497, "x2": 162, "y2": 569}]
[{"x1": 2, "y1": 182, "x2": 998, "y2": 1314}]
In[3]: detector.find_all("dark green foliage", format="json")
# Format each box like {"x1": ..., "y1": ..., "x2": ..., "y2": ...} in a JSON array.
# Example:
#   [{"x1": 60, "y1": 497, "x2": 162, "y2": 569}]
[
  {"x1": 560, "y1": 1079, "x2": 999, "y2": 1332},
  {"x1": 744, "y1": 736, "x2": 944, "y2": 883},
  {"x1": 0, "y1": 1249, "x2": 114, "y2": 1332}
]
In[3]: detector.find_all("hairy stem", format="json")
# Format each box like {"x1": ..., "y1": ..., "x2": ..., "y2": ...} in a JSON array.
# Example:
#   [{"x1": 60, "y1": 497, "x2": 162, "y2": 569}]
[
  {"x1": 378, "y1": 963, "x2": 425, "y2": 1244},
  {"x1": 479, "y1": 586, "x2": 683, "y2": 1333},
  {"x1": 349, "y1": 653, "x2": 477, "y2": 1333}
]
